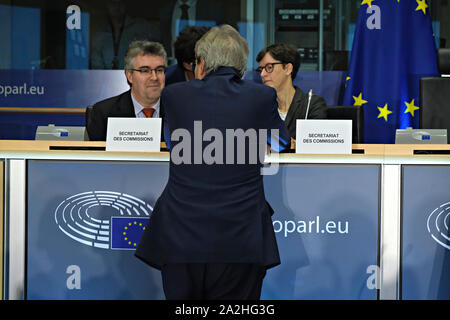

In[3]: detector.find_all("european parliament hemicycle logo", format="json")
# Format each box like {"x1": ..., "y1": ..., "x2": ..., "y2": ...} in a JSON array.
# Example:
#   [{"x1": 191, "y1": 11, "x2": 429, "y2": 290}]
[
  {"x1": 427, "y1": 202, "x2": 450, "y2": 250},
  {"x1": 54, "y1": 191, "x2": 152, "y2": 250}
]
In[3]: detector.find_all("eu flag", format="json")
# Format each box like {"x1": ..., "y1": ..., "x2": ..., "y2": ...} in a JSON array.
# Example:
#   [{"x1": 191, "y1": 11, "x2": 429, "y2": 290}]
[
  {"x1": 110, "y1": 217, "x2": 149, "y2": 250},
  {"x1": 343, "y1": 0, "x2": 439, "y2": 143}
]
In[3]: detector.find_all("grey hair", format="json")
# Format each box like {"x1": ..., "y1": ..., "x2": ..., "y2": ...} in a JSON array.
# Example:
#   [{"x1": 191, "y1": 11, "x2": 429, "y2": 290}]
[
  {"x1": 195, "y1": 24, "x2": 249, "y2": 77},
  {"x1": 124, "y1": 40, "x2": 167, "y2": 70}
]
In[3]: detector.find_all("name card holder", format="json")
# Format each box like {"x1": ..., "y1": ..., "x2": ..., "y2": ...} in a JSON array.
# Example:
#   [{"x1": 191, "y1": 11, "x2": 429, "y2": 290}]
[
  {"x1": 106, "y1": 118, "x2": 161, "y2": 152},
  {"x1": 296, "y1": 119, "x2": 352, "y2": 154}
]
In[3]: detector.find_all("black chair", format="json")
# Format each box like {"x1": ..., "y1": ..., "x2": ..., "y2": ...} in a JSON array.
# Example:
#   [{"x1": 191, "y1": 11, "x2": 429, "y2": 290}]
[
  {"x1": 326, "y1": 105, "x2": 364, "y2": 143},
  {"x1": 84, "y1": 105, "x2": 93, "y2": 141},
  {"x1": 419, "y1": 48, "x2": 450, "y2": 143}
]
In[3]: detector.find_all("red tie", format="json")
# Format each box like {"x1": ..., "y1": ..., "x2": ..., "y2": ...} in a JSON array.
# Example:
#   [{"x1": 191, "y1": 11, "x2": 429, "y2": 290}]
[{"x1": 142, "y1": 108, "x2": 155, "y2": 118}]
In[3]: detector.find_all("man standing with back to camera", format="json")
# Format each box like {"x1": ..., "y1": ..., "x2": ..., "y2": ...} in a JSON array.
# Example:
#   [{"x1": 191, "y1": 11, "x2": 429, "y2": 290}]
[{"x1": 135, "y1": 25, "x2": 290, "y2": 300}]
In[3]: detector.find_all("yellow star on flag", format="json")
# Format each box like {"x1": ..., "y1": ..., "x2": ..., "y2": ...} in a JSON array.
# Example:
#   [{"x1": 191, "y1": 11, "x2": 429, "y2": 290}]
[
  {"x1": 377, "y1": 104, "x2": 392, "y2": 122},
  {"x1": 404, "y1": 99, "x2": 419, "y2": 116},
  {"x1": 353, "y1": 93, "x2": 368, "y2": 107},
  {"x1": 361, "y1": 0, "x2": 374, "y2": 7},
  {"x1": 416, "y1": 0, "x2": 428, "y2": 15}
]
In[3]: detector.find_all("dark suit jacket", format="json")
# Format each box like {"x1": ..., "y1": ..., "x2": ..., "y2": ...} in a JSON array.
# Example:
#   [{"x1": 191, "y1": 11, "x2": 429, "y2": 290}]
[
  {"x1": 165, "y1": 64, "x2": 187, "y2": 86},
  {"x1": 86, "y1": 90, "x2": 165, "y2": 141},
  {"x1": 135, "y1": 67, "x2": 290, "y2": 270},
  {"x1": 285, "y1": 86, "x2": 327, "y2": 139}
]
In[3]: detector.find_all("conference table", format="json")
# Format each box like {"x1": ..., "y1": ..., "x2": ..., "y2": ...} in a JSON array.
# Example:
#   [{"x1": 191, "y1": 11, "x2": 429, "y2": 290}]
[{"x1": 0, "y1": 141, "x2": 449, "y2": 300}]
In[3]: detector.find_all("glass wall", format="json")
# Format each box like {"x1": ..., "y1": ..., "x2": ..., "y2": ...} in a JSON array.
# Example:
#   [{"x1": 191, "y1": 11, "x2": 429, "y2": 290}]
[{"x1": 0, "y1": 0, "x2": 447, "y2": 72}]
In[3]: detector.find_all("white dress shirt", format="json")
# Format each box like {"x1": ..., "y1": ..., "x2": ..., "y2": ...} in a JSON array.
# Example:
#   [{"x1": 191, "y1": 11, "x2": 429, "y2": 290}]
[{"x1": 131, "y1": 92, "x2": 160, "y2": 118}]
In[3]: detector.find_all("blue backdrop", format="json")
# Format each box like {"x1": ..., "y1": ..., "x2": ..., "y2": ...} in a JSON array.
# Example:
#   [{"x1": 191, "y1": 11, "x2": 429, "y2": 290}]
[
  {"x1": 402, "y1": 165, "x2": 450, "y2": 300},
  {"x1": 263, "y1": 165, "x2": 379, "y2": 299},
  {"x1": 27, "y1": 161, "x2": 169, "y2": 299},
  {"x1": 27, "y1": 161, "x2": 380, "y2": 300}
]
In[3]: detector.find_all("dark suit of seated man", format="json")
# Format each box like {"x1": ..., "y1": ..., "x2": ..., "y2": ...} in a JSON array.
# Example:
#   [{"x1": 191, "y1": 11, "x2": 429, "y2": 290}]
[
  {"x1": 86, "y1": 40, "x2": 167, "y2": 141},
  {"x1": 135, "y1": 25, "x2": 290, "y2": 300},
  {"x1": 165, "y1": 25, "x2": 210, "y2": 86}
]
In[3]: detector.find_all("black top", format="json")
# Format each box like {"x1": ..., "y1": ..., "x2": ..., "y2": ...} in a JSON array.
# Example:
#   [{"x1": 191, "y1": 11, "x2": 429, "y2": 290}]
[{"x1": 284, "y1": 86, "x2": 327, "y2": 139}]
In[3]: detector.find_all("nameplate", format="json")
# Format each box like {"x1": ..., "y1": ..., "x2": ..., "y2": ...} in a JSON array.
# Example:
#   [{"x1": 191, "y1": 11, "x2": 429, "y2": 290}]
[
  {"x1": 106, "y1": 118, "x2": 161, "y2": 152},
  {"x1": 296, "y1": 119, "x2": 352, "y2": 154}
]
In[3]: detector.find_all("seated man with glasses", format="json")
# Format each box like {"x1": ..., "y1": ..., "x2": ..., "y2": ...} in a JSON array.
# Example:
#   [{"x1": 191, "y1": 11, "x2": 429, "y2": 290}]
[
  {"x1": 256, "y1": 43, "x2": 327, "y2": 143},
  {"x1": 86, "y1": 40, "x2": 167, "y2": 141}
]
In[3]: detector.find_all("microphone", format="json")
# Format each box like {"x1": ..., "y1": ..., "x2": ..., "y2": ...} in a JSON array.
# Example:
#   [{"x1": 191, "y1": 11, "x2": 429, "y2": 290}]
[{"x1": 305, "y1": 89, "x2": 313, "y2": 120}]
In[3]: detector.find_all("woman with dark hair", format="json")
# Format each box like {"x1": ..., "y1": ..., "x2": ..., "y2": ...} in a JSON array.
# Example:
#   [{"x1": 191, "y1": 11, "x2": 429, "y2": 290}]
[{"x1": 256, "y1": 43, "x2": 327, "y2": 143}]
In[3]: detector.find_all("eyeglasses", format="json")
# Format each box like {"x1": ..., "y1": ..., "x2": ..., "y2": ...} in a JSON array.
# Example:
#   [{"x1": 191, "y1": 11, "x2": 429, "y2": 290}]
[
  {"x1": 190, "y1": 57, "x2": 202, "y2": 72},
  {"x1": 129, "y1": 66, "x2": 166, "y2": 76},
  {"x1": 190, "y1": 62, "x2": 196, "y2": 72},
  {"x1": 255, "y1": 62, "x2": 285, "y2": 74}
]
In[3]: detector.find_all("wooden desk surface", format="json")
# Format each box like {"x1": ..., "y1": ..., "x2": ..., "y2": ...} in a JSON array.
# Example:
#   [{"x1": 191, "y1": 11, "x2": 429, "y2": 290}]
[
  {"x1": 1, "y1": 140, "x2": 450, "y2": 160},
  {"x1": 0, "y1": 140, "x2": 168, "y2": 151}
]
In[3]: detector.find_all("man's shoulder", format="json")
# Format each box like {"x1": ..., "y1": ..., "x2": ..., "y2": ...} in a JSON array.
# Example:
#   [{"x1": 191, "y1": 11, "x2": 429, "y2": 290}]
[
  {"x1": 165, "y1": 64, "x2": 182, "y2": 75},
  {"x1": 163, "y1": 78, "x2": 200, "y2": 94},
  {"x1": 92, "y1": 90, "x2": 131, "y2": 110},
  {"x1": 239, "y1": 79, "x2": 277, "y2": 100},
  {"x1": 242, "y1": 79, "x2": 275, "y2": 91},
  {"x1": 165, "y1": 64, "x2": 186, "y2": 86},
  {"x1": 163, "y1": 77, "x2": 276, "y2": 99}
]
